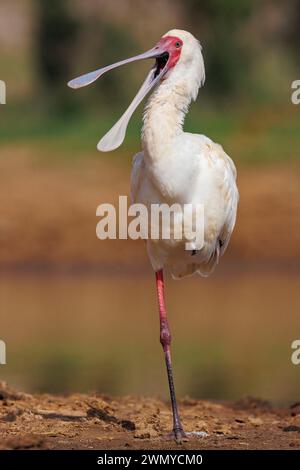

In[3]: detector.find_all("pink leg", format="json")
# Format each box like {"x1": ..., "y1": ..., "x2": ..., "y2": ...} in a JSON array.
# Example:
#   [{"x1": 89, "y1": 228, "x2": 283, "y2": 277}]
[{"x1": 155, "y1": 269, "x2": 186, "y2": 441}]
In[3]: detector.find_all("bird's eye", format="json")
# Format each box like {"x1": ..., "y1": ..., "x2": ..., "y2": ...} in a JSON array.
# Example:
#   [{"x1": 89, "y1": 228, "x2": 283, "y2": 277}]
[{"x1": 175, "y1": 41, "x2": 182, "y2": 48}]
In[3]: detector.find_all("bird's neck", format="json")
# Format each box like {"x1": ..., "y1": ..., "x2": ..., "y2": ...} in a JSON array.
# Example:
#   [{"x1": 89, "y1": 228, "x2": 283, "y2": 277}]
[{"x1": 142, "y1": 83, "x2": 191, "y2": 161}]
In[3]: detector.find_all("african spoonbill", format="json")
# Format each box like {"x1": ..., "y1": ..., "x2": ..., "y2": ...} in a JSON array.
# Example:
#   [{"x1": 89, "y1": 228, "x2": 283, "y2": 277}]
[{"x1": 68, "y1": 29, "x2": 239, "y2": 442}]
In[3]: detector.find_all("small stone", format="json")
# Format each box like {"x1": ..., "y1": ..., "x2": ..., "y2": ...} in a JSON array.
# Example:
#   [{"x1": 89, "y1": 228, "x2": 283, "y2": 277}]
[
  {"x1": 134, "y1": 431, "x2": 150, "y2": 439},
  {"x1": 215, "y1": 425, "x2": 232, "y2": 435},
  {"x1": 248, "y1": 416, "x2": 263, "y2": 426}
]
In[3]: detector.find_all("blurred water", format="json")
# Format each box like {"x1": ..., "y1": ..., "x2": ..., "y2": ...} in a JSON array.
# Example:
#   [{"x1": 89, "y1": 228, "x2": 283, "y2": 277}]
[{"x1": 0, "y1": 268, "x2": 299, "y2": 404}]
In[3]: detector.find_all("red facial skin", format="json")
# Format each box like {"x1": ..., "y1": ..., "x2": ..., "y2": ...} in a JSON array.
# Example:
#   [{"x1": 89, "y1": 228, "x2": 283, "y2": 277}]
[{"x1": 155, "y1": 36, "x2": 183, "y2": 71}]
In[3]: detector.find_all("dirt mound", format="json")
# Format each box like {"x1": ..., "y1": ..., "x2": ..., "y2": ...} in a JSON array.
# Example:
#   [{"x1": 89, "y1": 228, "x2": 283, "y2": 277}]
[{"x1": 0, "y1": 382, "x2": 299, "y2": 450}]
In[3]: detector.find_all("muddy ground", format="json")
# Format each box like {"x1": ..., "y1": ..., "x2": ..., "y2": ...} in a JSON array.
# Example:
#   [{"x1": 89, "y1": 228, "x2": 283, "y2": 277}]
[{"x1": 0, "y1": 382, "x2": 300, "y2": 450}]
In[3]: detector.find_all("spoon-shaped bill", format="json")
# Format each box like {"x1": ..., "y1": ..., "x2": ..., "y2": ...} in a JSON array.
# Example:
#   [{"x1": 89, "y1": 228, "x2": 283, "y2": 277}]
[
  {"x1": 97, "y1": 66, "x2": 166, "y2": 152},
  {"x1": 67, "y1": 42, "x2": 170, "y2": 151},
  {"x1": 67, "y1": 48, "x2": 163, "y2": 89}
]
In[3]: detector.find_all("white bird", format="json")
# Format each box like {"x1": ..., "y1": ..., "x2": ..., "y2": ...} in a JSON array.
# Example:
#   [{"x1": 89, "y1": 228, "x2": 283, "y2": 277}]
[{"x1": 68, "y1": 29, "x2": 238, "y2": 442}]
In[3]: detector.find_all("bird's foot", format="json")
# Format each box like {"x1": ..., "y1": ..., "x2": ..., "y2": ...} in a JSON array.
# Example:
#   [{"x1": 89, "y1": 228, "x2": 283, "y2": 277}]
[
  {"x1": 173, "y1": 426, "x2": 188, "y2": 444},
  {"x1": 163, "y1": 429, "x2": 208, "y2": 443},
  {"x1": 162, "y1": 427, "x2": 188, "y2": 444}
]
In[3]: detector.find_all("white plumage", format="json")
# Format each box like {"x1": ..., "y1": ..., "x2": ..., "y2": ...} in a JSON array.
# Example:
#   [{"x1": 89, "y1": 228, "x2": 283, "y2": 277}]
[
  {"x1": 68, "y1": 28, "x2": 239, "y2": 441},
  {"x1": 131, "y1": 29, "x2": 238, "y2": 279}
]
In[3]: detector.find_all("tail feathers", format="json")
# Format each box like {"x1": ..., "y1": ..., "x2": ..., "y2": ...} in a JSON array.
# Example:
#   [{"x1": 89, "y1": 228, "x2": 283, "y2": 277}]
[{"x1": 169, "y1": 246, "x2": 220, "y2": 280}]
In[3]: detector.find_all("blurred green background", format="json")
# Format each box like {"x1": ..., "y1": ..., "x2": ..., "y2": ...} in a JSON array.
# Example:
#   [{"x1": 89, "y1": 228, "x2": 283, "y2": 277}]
[{"x1": 0, "y1": 0, "x2": 300, "y2": 404}]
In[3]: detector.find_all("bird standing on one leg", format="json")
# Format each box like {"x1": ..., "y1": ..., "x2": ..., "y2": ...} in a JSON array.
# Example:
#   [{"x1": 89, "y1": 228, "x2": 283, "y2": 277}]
[{"x1": 68, "y1": 29, "x2": 239, "y2": 442}]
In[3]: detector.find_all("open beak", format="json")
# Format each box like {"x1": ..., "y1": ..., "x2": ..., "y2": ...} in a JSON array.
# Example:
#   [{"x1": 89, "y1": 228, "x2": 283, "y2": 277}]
[{"x1": 68, "y1": 42, "x2": 170, "y2": 151}]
